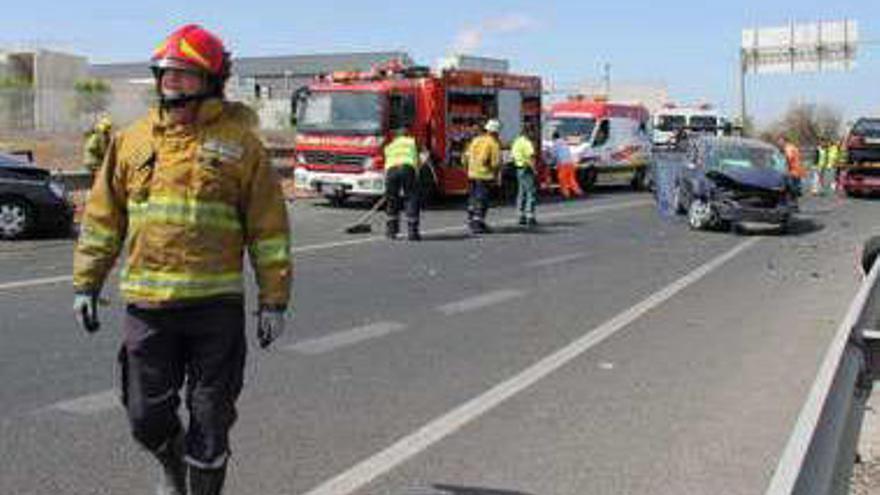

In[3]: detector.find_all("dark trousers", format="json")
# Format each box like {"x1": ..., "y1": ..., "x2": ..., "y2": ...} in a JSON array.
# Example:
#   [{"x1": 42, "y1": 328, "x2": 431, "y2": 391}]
[
  {"x1": 119, "y1": 299, "x2": 246, "y2": 469},
  {"x1": 467, "y1": 179, "x2": 492, "y2": 225},
  {"x1": 385, "y1": 166, "x2": 420, "y2": 228}
]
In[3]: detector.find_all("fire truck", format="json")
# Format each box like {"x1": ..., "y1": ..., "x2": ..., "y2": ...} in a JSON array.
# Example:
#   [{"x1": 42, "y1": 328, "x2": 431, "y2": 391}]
[
  {"x1": 292, "y1": 61, "x2": 544, "y2": 205},
  {"x1": 543, "y1": 97, "x2": 653, "y2": 190}
]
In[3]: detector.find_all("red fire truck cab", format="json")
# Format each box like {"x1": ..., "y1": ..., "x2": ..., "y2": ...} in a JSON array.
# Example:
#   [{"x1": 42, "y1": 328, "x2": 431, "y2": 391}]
[{"x1": 293, "y1": 62, "x2": 544, "y2": 205}]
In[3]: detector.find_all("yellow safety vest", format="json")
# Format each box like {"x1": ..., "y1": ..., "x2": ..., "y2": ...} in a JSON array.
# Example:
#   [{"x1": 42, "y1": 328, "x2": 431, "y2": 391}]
[
  {"x1": 511, "y1": 135, "x2": 535, "y2": 169},
  {"x1": 384, "y1": 136, "x2": 418, "y2": 170}
]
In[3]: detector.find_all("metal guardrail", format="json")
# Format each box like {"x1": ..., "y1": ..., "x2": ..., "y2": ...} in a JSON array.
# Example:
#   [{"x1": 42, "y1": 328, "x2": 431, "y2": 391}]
[{"x1": 766, "y1": 257, "x2": 880, "y2": 494}]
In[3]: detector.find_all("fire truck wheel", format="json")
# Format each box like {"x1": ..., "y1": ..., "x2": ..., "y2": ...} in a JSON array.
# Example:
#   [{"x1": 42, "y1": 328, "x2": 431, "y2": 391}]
[{"x1": 327, "y1": 193, "x2": 347, "y2": 207}]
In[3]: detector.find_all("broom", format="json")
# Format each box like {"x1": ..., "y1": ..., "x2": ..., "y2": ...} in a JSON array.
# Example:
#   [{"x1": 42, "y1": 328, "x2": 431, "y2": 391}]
[{"x1": 343, "y1": 197, "x2": 386, "y2": 234}]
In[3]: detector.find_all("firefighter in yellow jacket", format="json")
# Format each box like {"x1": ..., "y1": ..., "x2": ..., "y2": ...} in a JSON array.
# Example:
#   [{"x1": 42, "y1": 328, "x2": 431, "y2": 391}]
[
  {"x1": 82, "y1": 114, "x2": 113, "y2": 175},
  {"x1": 465, "y1": 119, "x2": 502, "y2": 234},
  {"x1": 72, "y1": 24, "x2": 292, "y2": 495}
]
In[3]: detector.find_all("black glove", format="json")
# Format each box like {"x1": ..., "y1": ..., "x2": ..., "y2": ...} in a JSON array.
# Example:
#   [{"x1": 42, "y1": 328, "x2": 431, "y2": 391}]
[{"x1": 73, "y1": 292, "x2": 100, "y2": 333}]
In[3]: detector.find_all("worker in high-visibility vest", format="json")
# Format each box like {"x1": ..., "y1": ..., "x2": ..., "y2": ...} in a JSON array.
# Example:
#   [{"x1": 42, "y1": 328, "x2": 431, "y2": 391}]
[
  {"x1": 383, "y1": 127, "x2": 421, "y2": 240},
  {"x1": 73, "y1": 24, "x2": 292, "y2": 495},
  {"x1": 824, "y1": 139, "x2": 842, "y2": 195},
  {"x1": 511, "y1": 126, "x2": 538, "y2": 227},
  {"x1": 82, "y1": 114, "x2": 113, "y2": 175},
  {"x1": 465, "y1": 119, "x2": 502, "y2": 234}
]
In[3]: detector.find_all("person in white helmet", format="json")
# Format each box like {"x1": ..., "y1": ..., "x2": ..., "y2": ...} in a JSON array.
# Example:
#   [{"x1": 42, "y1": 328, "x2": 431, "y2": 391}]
[{"x1": 464, "y1": 119, "x2": 502, "y2": 234}]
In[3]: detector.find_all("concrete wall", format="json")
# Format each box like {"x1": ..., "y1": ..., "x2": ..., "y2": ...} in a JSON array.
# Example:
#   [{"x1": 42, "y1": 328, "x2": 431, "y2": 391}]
[{"x1": 33, "y1": 50, "x2": 87, "y2": 131}]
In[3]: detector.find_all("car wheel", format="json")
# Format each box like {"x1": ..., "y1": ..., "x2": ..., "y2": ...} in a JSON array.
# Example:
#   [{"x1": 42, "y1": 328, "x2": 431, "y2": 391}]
[
  {"x1": 577, "y1": 168, "x2": 597, "y2": 191},
  {"x1": 687, "y1": 198, "x2": 713, "y2": 231},
  {"x1": 0, "y1": 198, "x2": 34, "y2": 240}
]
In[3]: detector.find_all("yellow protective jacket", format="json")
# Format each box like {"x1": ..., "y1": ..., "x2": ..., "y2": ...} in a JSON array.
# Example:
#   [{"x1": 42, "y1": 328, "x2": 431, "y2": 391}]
[
  {"x1": 466, "y1": 133, "x2": 501, "y2": 180},
  {"x1": 73, "y1": 99, "x2": 292, "y2": 309}
]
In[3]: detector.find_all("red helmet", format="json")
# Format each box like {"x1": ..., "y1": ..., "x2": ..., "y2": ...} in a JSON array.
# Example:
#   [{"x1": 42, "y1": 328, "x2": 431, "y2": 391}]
[
  {"x1": 151, "y1": 24, "x2": 231, "y2": 106},
  {"x1": 152, "y1": 24, "x2": 228, "y2": 76}
]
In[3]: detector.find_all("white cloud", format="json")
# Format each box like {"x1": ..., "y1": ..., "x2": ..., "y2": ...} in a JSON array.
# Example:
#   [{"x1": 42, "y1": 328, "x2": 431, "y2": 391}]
[{"x1": 450, "y1": 14, "x2": 538, "y2": 54}]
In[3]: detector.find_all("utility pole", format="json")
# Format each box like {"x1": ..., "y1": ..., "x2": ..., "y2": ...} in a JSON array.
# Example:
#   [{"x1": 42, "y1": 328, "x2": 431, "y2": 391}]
[{"x1": 602, "y1": 62, "x2": 611, "y2": 97}]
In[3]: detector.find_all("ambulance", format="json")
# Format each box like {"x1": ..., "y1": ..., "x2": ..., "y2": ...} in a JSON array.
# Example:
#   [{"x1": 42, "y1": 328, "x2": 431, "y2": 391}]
[{"x1": 543, "y1": 97, "x2": 653, "y2": 190}]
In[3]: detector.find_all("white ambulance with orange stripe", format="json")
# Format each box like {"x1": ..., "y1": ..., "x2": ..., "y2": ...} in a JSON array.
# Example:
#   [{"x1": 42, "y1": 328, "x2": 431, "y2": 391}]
[{"x1": 543, "y1": 96, "x2": 653, "y2": 190}]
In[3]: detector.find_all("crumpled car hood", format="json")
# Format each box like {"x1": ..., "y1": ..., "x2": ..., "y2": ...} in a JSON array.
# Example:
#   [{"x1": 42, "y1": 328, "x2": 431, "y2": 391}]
[{"x1": 706, "y1": 166, "x2": 787, "y2": 192}]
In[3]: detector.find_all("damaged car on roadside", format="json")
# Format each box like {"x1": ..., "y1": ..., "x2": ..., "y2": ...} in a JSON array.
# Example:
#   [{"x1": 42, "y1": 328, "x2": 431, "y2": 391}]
[{"x1": 671, "y1": 136, "x2": 799, "y2": 233}]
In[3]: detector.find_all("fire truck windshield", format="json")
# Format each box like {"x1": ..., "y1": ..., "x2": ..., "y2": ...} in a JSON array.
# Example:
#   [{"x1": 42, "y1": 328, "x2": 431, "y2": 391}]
[
  {"x1": 297, "y1": 91, "x2": 383, "y2": 134},
  {"x1": 544, "y1": 117, "x2": 596, "y2": 141}
]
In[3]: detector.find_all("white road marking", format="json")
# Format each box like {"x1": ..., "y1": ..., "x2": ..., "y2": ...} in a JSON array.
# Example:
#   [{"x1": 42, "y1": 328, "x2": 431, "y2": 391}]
[
  {"x1": 0, "y1": 199, "x2": 651, "y2": 292},
  {"x1": 299, "y1": 237, "x2": 761, "y2": 495},
  {"x1": 525, "y1": 253, "x2": 587, "y2": 268},
  {"x1": 285, "y1": 321, "x2": 408, "y2": 355},
  {"x1": 0, "y1": 275, "x2": 72, "y2": 291},
  {"x1": 435, "y1": 289, "x2": 526, "y2": 316},
  {"x1": 45, "y1": 389, "x2": 119, "y2": 415}
]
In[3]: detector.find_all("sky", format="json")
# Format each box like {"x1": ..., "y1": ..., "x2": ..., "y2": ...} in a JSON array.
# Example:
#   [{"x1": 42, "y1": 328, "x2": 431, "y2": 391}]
[{"x1": 0, "y1": 0, "x2": 877, "y2": 127}]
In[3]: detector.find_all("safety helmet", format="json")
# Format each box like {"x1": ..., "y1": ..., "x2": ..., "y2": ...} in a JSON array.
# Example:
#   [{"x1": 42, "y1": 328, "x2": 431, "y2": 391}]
[
  {"x1": 485, "y1": 119, "x2": 501, "y2": 133},
  {"x1": 151, "y1": 24, "x2": 231, "y2": 107}
]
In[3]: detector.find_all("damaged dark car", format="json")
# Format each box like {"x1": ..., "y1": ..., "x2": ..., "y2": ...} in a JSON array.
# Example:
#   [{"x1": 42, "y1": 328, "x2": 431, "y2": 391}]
[
  {"x1": 0, "y1": 152, "x2": 74, "y2": 240},
  {"x1": 671, "y1": 136, "x2": 798, "y2": 233}
]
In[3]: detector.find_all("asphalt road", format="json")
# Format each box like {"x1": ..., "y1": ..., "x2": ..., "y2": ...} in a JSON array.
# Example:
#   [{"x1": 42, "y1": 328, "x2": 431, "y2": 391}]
[{"x1": 0, "y1": 184, "x2": 876, "y2": 494}]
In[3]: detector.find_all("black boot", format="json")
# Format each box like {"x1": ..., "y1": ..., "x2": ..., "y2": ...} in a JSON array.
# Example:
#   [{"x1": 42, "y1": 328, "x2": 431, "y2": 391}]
[
  {"x1": 518, "y1": 216, "x2": 527, "y2": 226},
  {"x1": 189, "y1": 466, "x2": 227, "y2": 495},
  {"x1": 385, "y1": 219, "x2": 399, "y2": 240},
  {"x1": 407, "y1": 222, "x2": 421, "y2": 241},
  {"x1": 154, "y1": 434, "x2": 187, "y2": 495}
]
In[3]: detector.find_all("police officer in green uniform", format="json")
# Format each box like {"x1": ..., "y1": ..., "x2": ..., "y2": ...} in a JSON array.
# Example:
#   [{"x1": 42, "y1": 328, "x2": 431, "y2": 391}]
[{"x1": 383, "y1": 127, "x2": 421, "y2": 241}]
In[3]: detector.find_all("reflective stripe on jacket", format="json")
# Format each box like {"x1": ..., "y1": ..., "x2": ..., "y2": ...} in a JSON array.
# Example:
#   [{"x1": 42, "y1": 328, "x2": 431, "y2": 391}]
[
  {"x1": 466, "y1": 133, "x2": 501, "y2": 180},
  {"x1": 384, "y1": 135, "x2": 418, "y2": 170},
  {"x1": 73, "y1": 99, "x2": 293, "y2": 308},
  {"x1": 511, "y1": 135, "x2": 535, "y2": 169}
]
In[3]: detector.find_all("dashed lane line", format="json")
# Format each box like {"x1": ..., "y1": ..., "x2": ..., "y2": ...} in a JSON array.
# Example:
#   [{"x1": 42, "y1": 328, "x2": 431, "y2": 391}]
[
  {"x1": 435, "y1": 289, "x2": 527, "y2": 316},
  {"x1": 43, "y1": 389, "x2": 118, "y2": 415},
  {"x1": 285, "y1": 321, "x2": 408, "y2": 355},
  {"x1": 525, "y1": 253, "x2": 588, "y2": 268}
]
